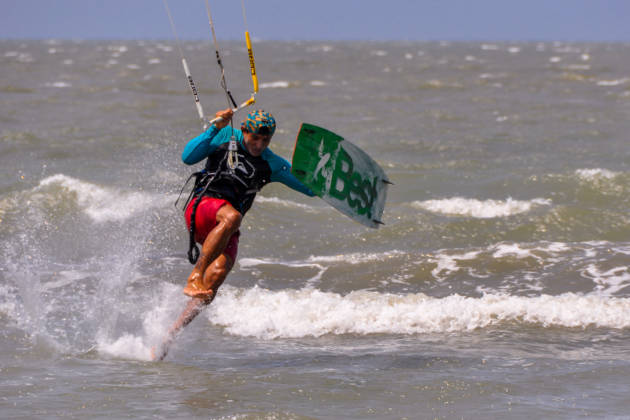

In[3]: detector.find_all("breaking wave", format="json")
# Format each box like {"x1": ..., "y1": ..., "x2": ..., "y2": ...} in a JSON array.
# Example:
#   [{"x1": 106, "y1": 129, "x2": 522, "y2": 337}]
[
  {"x1": 413, "y1": 197, "x2": 551, "y2": 218},
  {"x1": 36, "y1": 174, "x2": 172, "y2": 223},
  {"x1": 209, "y1": 286, "x2": 630, "y2": 339}
]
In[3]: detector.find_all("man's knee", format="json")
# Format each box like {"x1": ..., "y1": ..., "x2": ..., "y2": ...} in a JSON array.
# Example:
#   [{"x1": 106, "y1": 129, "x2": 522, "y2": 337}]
[{"x1": 219, "y1": 207, "x2": 242, "y2": 233}]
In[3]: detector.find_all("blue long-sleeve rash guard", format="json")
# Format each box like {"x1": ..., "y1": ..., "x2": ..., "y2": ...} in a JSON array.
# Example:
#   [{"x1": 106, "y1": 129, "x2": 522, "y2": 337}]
[{"x1": 182, "y1": 125, "x2": 315, "y2": 200}]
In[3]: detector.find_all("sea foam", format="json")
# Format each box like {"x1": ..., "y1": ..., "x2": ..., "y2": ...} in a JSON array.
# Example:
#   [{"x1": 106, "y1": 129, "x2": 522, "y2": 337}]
[
  {"x1": 37, "y1": 174, "x2": 171, "y2": 223},
  {"x1": 260, "y1": 81, "x2": 291, "y2": 89},
  {"x1": 255, "y1": 195, "x2": 317, "y2": 211},
  {"x1": 208, "y1": 286, "x2": 630, "y2": 339},
  {"x1": 97, "y1": 333, "x2": 152, "y2": 361},
  {"x1": 597, "y1": 78, "x2": 629, "y2": 87},
  {"x1": 413, "y1": 197, "x2": 551, "y2": 218},
  {"x1": 582, "y1": 264, "x2": 630, "y2": 296},
  {"x1": 44, "y1": 82, "x2": 71, "y2": 88},
  {"x1": 575, "y1": 168, "x2": 619, "y2": 181}
]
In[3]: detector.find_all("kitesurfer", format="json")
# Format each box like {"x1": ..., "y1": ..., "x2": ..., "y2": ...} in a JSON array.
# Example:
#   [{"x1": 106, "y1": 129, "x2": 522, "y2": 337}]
[{"x1": 154, "y1": 108, "x2": 314, "y2": 359}]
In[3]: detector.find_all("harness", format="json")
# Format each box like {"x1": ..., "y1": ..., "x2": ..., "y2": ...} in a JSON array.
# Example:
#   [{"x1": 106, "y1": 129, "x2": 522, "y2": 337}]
[
  {"x1": 176, "y1": 142, "x2": 270, "y2": 265},
  {"x1": 175, "y1": 169, "x2": 214, "y2": 264}
]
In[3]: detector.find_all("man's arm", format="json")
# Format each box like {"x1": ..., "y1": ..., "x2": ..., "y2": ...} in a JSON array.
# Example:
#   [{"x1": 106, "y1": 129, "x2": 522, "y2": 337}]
[
  {"x1": 181, "y1": 108, "x2": 235, "y2": 165},
  {"x1": 181, "y1": 125, "x2": 220, "y2": 165},
  {"x1": 266, "y1": 151, "x2": 316, "y2": 197}
]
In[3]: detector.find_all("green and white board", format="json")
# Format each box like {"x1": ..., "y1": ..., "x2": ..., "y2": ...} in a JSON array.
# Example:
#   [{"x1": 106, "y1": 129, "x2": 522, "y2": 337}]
[{"x1": 292, "y1": 123, "x2": 390, "y2": 228}]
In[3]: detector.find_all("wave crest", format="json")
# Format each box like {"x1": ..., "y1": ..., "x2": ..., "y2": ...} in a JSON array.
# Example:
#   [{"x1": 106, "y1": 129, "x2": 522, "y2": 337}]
[
  {"x1": 413, "y1": 197, "x2": 551, "y2": 218},
  {"x1": 209, "y1": 286, "x2": 630, "y2": 339},
  {"x1": 37, "y1": 174, "x2": 170, "y2": 223}
]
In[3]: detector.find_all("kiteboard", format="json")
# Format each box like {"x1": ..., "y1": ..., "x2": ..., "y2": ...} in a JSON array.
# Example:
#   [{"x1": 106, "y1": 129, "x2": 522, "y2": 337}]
[{"x1": 292, "y1": 123, "x2": 390, "y2": 228}]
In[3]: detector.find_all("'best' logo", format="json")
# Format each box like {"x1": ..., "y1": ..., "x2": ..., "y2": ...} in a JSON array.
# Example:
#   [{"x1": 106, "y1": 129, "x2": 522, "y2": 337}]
[{"x1": 315, "y1": 143, "x2": 377, "y2": 218}]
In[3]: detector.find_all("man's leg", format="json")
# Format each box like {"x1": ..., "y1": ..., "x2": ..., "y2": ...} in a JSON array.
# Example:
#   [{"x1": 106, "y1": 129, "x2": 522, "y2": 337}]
[
  {"x1": 185, "y1": 204, "x2": 241, "y2": 297},
  {"x1": 153, "y1": 252, "x2": 234, "y2": 361}
]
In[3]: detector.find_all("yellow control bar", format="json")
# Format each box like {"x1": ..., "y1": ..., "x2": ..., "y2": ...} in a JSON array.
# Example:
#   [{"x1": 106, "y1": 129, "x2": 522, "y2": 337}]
[{"x1": 245, "y1": 31, "x2": 258, "y2": 93}]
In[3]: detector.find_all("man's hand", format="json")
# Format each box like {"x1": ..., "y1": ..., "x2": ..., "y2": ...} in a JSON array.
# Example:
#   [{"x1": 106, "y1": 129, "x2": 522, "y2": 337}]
[{"x1": 214, "y1": 108, "x2": 234, "y2": 129}]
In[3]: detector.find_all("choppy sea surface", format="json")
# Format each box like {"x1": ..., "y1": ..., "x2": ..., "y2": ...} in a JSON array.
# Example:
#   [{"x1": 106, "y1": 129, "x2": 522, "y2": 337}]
[{"x1": 1, "y1": 38, "x2": 630, "y2": 419}]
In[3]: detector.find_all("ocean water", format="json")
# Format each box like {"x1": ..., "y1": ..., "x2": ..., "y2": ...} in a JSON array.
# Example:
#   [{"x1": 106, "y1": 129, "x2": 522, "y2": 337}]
[{"x1": 1, "y1": 38, "x2": 630, "y2": 419}]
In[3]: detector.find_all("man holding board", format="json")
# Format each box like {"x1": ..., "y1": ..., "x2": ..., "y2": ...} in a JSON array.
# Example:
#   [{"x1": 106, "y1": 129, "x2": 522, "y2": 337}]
[{"x1": 154, "y1": 108, "x2": 389, "y2": 360}]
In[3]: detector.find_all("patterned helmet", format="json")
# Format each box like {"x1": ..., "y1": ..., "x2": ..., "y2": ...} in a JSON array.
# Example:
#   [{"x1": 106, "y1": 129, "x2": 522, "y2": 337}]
[{"x1": 241, "y1": 109, "x2": 276, "y2": 137}]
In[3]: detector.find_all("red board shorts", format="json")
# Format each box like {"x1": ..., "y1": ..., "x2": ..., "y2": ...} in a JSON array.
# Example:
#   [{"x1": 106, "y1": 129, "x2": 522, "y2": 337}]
[{"x1": 184, "y1": 196, "x2": 240, "y2": 264}]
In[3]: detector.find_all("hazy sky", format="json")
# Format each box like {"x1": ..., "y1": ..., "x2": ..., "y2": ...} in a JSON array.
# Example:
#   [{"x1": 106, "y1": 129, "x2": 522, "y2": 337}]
[{"x1": 2, "y1": 0, "x2": 630, "y2": 42}]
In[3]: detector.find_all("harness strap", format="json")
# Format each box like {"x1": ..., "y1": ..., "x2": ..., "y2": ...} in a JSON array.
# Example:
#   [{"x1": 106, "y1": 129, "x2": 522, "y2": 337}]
[
  {"x1": 175, "y1": 170, "x2": 216, "y2": 265},
  {"x1": 187, "y1": 195, "x2": 202, "y2": 264}
]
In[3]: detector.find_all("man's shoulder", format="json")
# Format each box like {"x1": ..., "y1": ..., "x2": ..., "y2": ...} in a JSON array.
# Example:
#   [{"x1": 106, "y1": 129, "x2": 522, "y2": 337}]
[
  {"x1": 215, "y1": 126, "x2": 243, "y2": 142},
  {"x1": 262, "y1": 148, "x2": 291, "y2": 174},
  {"x1": 261, "y1": 146, "x2": 276, "y2": 158},
  {"x1": 261, "y1": 147, "x2": 284, "y2": 164}
]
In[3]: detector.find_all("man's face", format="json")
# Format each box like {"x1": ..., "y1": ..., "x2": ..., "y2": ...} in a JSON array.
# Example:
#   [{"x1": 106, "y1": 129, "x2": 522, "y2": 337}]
[{"x1": 242, "y1": 130, "x2": 271, "y2": 156}]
